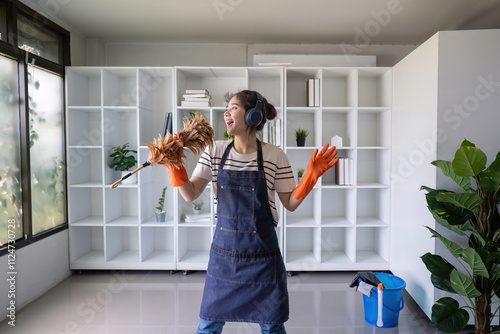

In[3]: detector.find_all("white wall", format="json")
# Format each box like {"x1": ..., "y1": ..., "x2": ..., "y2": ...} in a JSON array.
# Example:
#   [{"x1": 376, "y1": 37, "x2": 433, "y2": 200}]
[
  {"x1": 92, "y1": 41, "x2": 416, "y2": 67},
  {"x1": 391, "y1": 29, "x2": 500, "y2": 318},
  {"x1": 0, "y1": 230, "x2": 71, "y2": 320},
  {"x1": 391, "y1": 33, "x2": 440, "y2": 317}
]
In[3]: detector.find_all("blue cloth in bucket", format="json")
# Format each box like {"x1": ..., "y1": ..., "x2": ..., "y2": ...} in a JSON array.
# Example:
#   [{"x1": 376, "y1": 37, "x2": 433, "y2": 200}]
[{"x1": 361, "y1": 272, "x2": 405, "y2": 328}]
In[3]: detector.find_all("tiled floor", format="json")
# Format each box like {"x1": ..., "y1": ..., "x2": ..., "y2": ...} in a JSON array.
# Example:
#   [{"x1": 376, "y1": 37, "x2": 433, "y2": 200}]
[{"x1": 0, "y1": 271, "x2": 474, "y2": 334}]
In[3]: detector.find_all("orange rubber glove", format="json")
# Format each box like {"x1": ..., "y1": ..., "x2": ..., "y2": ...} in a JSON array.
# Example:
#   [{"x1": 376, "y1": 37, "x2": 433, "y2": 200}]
[
  {"x1": 292, "y1": 144, "x2": 339, "y2": 200},
  {"x1": 167, "y1": 165, "x2": 189, "y2": 187}
]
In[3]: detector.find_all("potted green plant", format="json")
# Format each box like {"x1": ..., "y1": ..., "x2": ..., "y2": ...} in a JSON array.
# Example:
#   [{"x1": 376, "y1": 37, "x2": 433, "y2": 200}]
[
  {"x1": 155, "y1": 186, "x2": 168, "y2": 222},
  {"x1": 420, "y1": 139, "x2": 500, "y2": 334},
  {"x1": 295, "y1": 128, "x2": 309, "y2": 147},
  {"x1": 192, "y1": 200, "x2": 203, "y2": 215},
  {"x1": 109, "y1": 142, "x2": 137, "y2": 184},
  {"x1": 297, "y1": 168, "x2": 304, "y2": 183},
  {"x1": 223, "y1": 91, "x2": 234, "y2": 107}
]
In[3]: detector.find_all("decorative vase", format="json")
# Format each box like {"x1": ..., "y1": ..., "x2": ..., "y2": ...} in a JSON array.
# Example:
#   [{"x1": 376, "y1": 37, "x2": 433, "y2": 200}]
[
  {"x1": 296, "y1": 138, "x2": 306, "y2": 147},
  {"x1": 121, "y1": 171, "x2": 137, "y2": 184},
  {"x1": 155, "y1": 211, "x2": 166, "y2": 223},
  {"x1": 223, "y1": 101, "x2": 228, "y2": 107},
  {"x1": 193, "y1": 209, "x2": 201, "y2": 215}
]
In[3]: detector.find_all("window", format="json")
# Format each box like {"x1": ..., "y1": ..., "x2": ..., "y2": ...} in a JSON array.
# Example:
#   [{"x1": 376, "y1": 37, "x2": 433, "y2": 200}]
[
  {"x1": 0, "y1": 0, "x2": 69, "y2": 254},
  {"x1": 0, "y1": 55, "x2": 23, "y2": 245}
]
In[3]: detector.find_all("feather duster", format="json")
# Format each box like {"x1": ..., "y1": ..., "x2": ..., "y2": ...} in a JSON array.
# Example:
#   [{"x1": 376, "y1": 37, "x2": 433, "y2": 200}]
[{"x1": 145, "y1": 112, "x2": 214, "y2": 169}]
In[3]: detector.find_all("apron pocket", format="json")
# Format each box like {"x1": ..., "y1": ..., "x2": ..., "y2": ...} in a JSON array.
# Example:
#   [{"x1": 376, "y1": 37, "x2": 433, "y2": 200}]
[
  {"x1": 219, "y1": 185, "x2": 255, "y2": 220},
  {"x1": 213, "y1": 227, "x2": 272, "y2": 253},
  {"x1": 208, "y1": 250, "x2": 277, "y2": 285}
]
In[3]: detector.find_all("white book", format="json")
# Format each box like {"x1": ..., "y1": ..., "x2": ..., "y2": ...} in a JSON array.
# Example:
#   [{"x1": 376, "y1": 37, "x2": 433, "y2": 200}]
[
  {"x1": 181, "y1": 101, "x2": 211, "y2": 107},
  {"x1": 185, "y1": 89, "x2": 209, "y2": 95},
  {"x1": 314, "y1": 78, "x2": 320, "y2": 107},
  {"x1": 307, "y1": 79, "x2": 315, "y2": 107}
]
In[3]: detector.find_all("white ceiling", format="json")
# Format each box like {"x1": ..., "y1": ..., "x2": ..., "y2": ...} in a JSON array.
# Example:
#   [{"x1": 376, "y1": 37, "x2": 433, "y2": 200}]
[{"x1": 22, "y1": 0, "x2": 500, "y2": 45}]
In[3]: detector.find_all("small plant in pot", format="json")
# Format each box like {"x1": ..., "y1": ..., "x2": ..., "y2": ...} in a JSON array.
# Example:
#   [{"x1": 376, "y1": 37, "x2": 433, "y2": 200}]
[
  {"x1": 192, "y1": 200, "x2": 203, "y2": 215},
  {"x1": 109, "y1": 142, "x2": 137, "y2": 184},
  {"x1": 420, "y1": 139, "x2": 500, "y2": 334},
  {"x1": 155, "y1": 186, "x2": 168, "y2": 223},
  {"x1": 297, "y1": 168, "x2": 304, "y2": 183},
  {"x1": 295, "y1": 128, "x2": 309, "y2": 147}
]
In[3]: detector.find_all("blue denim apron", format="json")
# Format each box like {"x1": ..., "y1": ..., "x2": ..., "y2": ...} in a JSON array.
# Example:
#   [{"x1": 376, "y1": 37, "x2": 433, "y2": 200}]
[{"x1": 199, "y1": 140, "x2": 289, "y2": 324}]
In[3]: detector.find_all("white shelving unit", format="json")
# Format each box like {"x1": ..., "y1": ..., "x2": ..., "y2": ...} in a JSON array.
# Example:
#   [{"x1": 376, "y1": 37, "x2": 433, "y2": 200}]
[
  {"x1": 66, "y1": 65, "x2": 391, "y2": 271},
  {"x1": 283, "y1": 67, "x2": 392, "y2": 271}
]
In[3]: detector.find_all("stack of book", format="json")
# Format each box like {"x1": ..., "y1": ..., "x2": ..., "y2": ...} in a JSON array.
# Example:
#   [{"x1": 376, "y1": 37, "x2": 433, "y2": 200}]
[
  {"x1": 335, "y1": 157, "x2": 354, "y2": 186},
  {"x1": 181, "y1": 89, "x2": 211, "y2": 107}
]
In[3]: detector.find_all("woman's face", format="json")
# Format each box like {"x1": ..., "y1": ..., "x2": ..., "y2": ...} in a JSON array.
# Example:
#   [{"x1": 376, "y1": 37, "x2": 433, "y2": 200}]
[{"x1": 224, "y1": 95, "x2": 247, "y2": 136}]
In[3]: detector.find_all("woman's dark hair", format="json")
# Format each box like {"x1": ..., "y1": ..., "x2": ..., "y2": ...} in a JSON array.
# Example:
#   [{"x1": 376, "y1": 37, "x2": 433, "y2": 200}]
[{"x1": 234, "y1": 90, "x2": 277, "y2": 131}]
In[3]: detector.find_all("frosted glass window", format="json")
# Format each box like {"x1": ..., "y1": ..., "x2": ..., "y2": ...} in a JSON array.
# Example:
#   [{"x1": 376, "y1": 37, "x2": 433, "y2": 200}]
[
  {"x1": 0, "y1": 55, "x2": 23, "y2": 245},
  {"x1": 28, "y1": 66, "x2": 66, "y2": 235},
  {"x1": 17, "y1": 11, "x2": 63, "y2": 64}
]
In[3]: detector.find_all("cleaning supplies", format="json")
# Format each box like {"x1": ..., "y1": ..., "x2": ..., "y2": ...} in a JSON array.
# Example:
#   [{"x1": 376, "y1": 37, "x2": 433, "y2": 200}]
[{"x1": 377, "y1": 283, "x2": 383, "y2": 327}]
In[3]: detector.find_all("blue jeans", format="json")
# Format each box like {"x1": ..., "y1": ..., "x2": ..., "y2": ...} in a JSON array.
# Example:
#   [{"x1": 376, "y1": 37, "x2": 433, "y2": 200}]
[{"x1": 196, "y1": 318, "x2": 287, "y2": 334}]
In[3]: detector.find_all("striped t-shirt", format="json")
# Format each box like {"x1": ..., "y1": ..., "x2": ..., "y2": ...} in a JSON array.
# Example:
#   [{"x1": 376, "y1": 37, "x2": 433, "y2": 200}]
[{"x1": 192, "y1": 140, "x2": 295, "y2": 226}]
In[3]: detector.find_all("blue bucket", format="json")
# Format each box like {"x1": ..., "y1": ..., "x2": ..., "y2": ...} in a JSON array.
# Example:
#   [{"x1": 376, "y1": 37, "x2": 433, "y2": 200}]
[{"x1": 361, "y1": 272, "x2": 406, "y2": 328}]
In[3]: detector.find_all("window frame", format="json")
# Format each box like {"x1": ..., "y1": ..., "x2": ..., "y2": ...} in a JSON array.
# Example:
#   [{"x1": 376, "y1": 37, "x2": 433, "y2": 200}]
[{"x1": 0, "y1": 0, "x2": 70, "y2": 255}]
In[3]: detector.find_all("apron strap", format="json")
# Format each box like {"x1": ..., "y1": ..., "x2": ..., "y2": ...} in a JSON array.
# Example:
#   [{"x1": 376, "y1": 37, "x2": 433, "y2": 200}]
[{"x1": 219, "y1": 139, "x2": 264, "y2": 172}]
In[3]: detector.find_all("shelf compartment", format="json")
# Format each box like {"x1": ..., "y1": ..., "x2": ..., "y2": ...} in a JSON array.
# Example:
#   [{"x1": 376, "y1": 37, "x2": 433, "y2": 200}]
[
  {"x1": 177, "y1": 226, "x2": 212, "y2": 269},
  {"x1": 285, "y1": 109, "x2": 319, "y2": 148},
  {"x1": 179, "y1": 187, "x2": 212, "y2": 224},
  {"x1": 322, "y1": 68, "x2": 357, "y2": 107},
  {"x1": 321, "y1": 227, "x2": 355, "y2": 265},
  {"x1": 66, "y1": 68, "x2": 101, "y2": 107},
  {"x1": 248, "y1": 67, "x2": 283, "y2": 108},
  {"x1": 356, "y1": 149, "x2": 390, "y2": 186},
  {"x1": 357, "y1": 108, "x2": 391, "y2": 147},
  {"x1": 285, "y1": 189, "x2": 319, "y2": 226},
  {"x1": 212, "y1": 108, "x2": 229, "y2": 141},
  {"x1": 67, "y1": 108, "x2": 102, "y2": 146},
  {"x1": 176, "y1": 109, "x2": 211, "y2": 135},
  {"x1": 321, "y1": 109, "x2": 356, "y2": 148},
  {"x1": 67, "y1": 147, "x2": 103, "y2": 186},
  {"x1": 102, "y1": 108, "x2": 138, "y2": 148},
  {"x1": 102, "y1": 68, "x2": 138, "y2": 107},
  {"x1": 137, "y1": 68, "x2": 174, "y2": 111},
  {"x1": 69, "y1": 226, "x2": 105, "y2": 265},
  {"x1": 105, "y1": 226, "x2": 140, "y2": 263},
  {"x1": 105, "y1": 187, "x2": 139, "y2": 225},
  {"x1": 176, "y1": 67, "x2": 247, "y2": 107},
  {"x1": 320, "y1": 188, "x2": 355, "y2": 226},
  {"x1": 355, "y1": 226, "x2": 389, "y2": 264},
  {"x1": 285, "y1": 227, "x2": 321, "y2": 266},
  {"x1": 140, "y1": 226, "x2": 175, "y2": 265},
  {"x1": 357, "y1": 68, "x2": 392, "y2": 108},
  {"x1": 356, "y1": 188, "x2": 390, "y2": 226},
  {"x1": 285, "y1": 68, "x2": 321, "y2": 107},
  {"x1": 69, "y1": 187, "x2": 104, "y2": 225},
  {"x1": 321, "y1": 148, "x2": 355, "y2": 186}
]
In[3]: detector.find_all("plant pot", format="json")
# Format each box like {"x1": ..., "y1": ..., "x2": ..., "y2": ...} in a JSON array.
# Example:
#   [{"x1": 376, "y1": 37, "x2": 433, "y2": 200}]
[
  {"x1": 193, "y1": 209, "x2": 202, "y2": 215},
  {"x1": 223, "y1": 101, "x2": 229, "y2": 107},
  {"x1": 121, "y1": 171, "x2": 137, "y2": 184},
  {"x1": 296, "y1": 138, "x2": 306, "y2": 147},
  {"x1": 155, "y1": 211, "x2": 166, "y2": 223}
]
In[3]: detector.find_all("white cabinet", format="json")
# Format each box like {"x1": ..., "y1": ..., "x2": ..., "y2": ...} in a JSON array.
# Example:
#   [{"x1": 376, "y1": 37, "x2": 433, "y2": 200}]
[
  {"x1": 66, "y1": 65, "x2": 391, "y2": 271},
  {"x1": 283, "y1": 67, "x2": 392, "y2": 271}
]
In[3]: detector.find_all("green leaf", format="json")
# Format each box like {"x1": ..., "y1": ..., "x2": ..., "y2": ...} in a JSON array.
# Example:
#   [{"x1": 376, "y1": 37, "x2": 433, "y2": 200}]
[
  {"x1": 425, "y1": 190, "x2": 472, "y2": 230},
  {"x1": 425, "y1": 227, "x2": 464, "y2": 258},
  {"x1": 431, "y1": 297, "x2": 469, "y2": 332},
  {"x1": 431, "y1": 274, "x2": 456, "y2": 294},
  {"x1": 450, "y1": 269, "x2": 481, "y2": 297},
  {"x1": 484, "y1": 151, "x2": 500, "y2": 183},
  {"x1": 421, "y1": 252, "x2": 456, "y2": 279},
  {"x1": 452, "y1": 145, "x2": 487, "y2": 177},
  {"x1": 432, "y1": 160, "x2": 471, "y2": 190},
  {"x1": 460, "y1": 248, "x2": 489, "y2": 278},
  {"x1": 435, "y1": 192, "x2": 482, "y2": 213}
]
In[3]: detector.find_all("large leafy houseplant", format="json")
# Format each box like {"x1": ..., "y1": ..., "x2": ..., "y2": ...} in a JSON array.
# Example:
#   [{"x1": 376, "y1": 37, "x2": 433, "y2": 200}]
[{"x1": 421, "y1": 139, "x2": 500, "y2": 334}]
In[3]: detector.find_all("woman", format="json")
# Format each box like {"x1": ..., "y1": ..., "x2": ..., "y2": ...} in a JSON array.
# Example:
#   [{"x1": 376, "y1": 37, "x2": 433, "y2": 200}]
[{"x1": 167, "y1": 90, "x2": 338, "y2": 334}]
